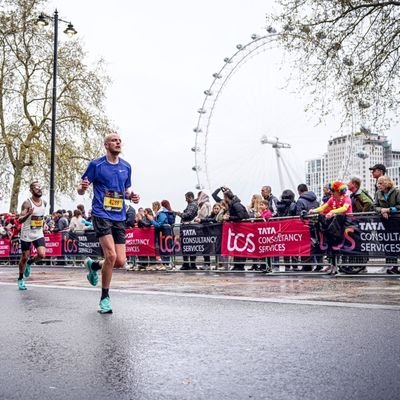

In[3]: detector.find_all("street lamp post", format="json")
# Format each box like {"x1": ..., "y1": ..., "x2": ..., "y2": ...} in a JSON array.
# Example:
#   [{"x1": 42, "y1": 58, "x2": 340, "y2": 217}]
[{"x1": 36, "y1": 11, "x2": 77, "y2": 214}]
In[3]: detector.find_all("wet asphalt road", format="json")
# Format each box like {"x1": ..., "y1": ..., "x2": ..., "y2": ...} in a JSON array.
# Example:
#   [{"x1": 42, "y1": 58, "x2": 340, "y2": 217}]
[{"x1": 0, "y1": 284, "x2": 399, "y2": 400}]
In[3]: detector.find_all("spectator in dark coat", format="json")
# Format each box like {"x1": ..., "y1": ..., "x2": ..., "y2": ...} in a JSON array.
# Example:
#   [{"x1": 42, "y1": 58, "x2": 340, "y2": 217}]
[
  {"x1": 277, "y1": 190, "x2": 297, "y2": 270},
  {"x1": 212, "y1": 187, "x2": 249, "y2": 221},
  {"x1": 213, "y1": 187, "x2": 249, "y2": 270},
  {"x1": 296, "y1": 184, "x2": 319, "y2": 271},
  {"x1": 370, "y1": 163, "x2": 386, "y2": 194},
  {"x1": 125, "y1": 203, "x2": 136, "y2": 228},
  {"x1": 375, "y1": 175, "x2": 400, "y2": 275},
  {"x1": 54, "y1": 210, "x2": 69, "y2": 231},
  {"x1": 175, "y1": 192, "x2": 198, "y2": 223},
  {"x1": 276, "y1": 190, "x2": 297, "y2": 217},
  {"x1": 175, "y1": 192, "x2": 199, "y2": 270},
  {"x1": 296, "y1": 184, "x2": 319, "y2": 215}
]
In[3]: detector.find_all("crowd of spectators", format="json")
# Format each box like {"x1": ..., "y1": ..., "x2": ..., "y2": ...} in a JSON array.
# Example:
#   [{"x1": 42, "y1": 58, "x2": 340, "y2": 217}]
[
  {"x1": 0, "y1": 204, "x2": 93, "y2": 240},
  {"x1": 1, "y1": 163, "x2": 399, "y2": 273}
]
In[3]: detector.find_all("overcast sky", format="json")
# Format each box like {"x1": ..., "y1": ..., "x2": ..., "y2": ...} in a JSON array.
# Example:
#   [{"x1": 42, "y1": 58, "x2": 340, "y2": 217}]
[{"x1": 44, "y1": 0, "x2": 400, "y2": 212}]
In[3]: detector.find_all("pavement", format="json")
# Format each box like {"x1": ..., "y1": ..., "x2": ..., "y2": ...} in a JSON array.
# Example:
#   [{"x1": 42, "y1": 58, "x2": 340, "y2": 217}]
[
  {"x1": 0, "y1": 267, "x2": 399, "y2": 400},
  {"x1": 1, "y1": 266, "x2": 400, "y2": 307}
]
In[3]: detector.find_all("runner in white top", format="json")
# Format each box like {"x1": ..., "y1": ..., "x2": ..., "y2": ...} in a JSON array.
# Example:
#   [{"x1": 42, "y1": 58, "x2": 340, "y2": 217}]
[{"x1": 17, "y1": 181, "x2": 47, "y2": 290}]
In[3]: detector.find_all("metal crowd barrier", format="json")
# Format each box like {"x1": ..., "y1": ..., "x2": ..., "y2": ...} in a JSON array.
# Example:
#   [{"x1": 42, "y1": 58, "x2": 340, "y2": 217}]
[{"x1": 1, "y1": 211, "x2": 400, "y2": 276}]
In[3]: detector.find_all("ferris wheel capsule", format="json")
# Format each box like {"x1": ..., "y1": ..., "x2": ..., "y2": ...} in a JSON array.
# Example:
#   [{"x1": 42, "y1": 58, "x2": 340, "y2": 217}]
[
  {"x1": 193, "y1": 127, "x2": 202, "y2": 133},
  {"x1": 191, "y1": 146, "x2": 200, "y2": 152},
  {"x1": 224, "y1": 57, "x2": 232, "y2": 63},
  {"x1": 356, "y1": 150, "x2": 369, "y2": 159},
  {"x1": 360, "y1": 126, "x2": 371, "y2": 135},
  {"x1": 236, "y1": 44, "x2": 243, "y2": 50},
  {"x1": 343, "y1": 56, "x2": 354, "y2": 67},
  {"x1": 212, "y1": 73, "x2": 222, "y2": 79},
  {"x1": 204, "y1": 90, "x2": 213, "y2": 96},
  {"x1": 358, "y1": 99, "x2": 371, "y2": 109},
  {"x1": 197, "y1": 108, "x2": 207, "y2": 114},
  {"x1": 192, "y1": 165, "x2": 201, "y2": 172}
]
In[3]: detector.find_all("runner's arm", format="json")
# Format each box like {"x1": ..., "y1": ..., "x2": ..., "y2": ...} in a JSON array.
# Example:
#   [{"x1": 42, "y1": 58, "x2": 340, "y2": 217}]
[{"x1": 18, "y1": 200, "x2": 33, "y2": 223}]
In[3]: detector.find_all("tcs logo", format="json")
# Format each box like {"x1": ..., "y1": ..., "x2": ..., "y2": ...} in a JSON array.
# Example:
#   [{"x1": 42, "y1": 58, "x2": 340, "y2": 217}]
[{"x1": 227, "y1": 228, "x2": 255, "y2": 253}]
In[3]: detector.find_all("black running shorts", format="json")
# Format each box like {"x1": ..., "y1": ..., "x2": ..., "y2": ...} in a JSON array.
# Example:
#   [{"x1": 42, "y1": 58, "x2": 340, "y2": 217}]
[
  {"x1": 92, "y1": 216, "x2": 126, "y2": 244},
  {"x1": 21, "y1": 237, "x2": 46, "y2": 252}
]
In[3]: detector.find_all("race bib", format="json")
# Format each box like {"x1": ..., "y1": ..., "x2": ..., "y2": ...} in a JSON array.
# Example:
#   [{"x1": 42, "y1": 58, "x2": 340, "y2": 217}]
[
  {"x1": 104, "y1": 190, "x2": 124, "y2": 212},
  {"x1": 30, "y1": 215, "x2": 44, "y2": 230}
]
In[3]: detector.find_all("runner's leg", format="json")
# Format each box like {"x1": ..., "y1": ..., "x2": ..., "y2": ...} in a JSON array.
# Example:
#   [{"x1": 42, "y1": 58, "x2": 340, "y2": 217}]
[
  {"x1": 95, "y1": 235, "x2": 116, "y2": 313},
  {"x1": 18, "y1": 250, "x2": 30, "y2": 279},
  {"x1": 114, "y1": 243, "x2": 127, "y2": 269},
  {"x1": 30, "y1": 244, "x2": 46, "y2": 264},
  {"x1": 99, "y1": 234, "x2": 116, "y2": 290}
]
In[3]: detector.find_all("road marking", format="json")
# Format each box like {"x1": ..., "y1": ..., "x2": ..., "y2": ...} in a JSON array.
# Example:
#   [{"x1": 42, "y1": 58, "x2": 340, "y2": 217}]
[{"x1": 1, "y1": 281, "x2": 399, "y2": 310}]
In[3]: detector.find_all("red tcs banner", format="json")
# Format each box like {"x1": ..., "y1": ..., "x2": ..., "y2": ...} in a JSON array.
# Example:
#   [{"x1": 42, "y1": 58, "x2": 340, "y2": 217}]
[
  {"x1": 44, "y1": 233, "x2": 63, "y2": 256},
  {"x1": 0, "y1": 238, "x2": 10, "y2": 257},
  {"x1": 125, "y1": 228, "x2": 156, "y2": 257},
  {"x1": 221, "y1": 220, "x2": 311, "y2": 258},
  {"x1": 29, "y1": 233, "x2": 63, "y2": 257}
]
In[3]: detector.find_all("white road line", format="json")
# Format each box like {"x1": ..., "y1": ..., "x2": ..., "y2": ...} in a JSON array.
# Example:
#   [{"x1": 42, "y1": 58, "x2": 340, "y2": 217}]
[{"x1": 0, "y1": 281, "x2": 399, "y2": 311}]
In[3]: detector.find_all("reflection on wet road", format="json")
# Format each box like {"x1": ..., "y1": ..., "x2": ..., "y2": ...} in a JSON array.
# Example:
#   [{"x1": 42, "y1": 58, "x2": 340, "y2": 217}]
[{"x1": 0, "y1": 282, "x2": 399, "y2": 400}]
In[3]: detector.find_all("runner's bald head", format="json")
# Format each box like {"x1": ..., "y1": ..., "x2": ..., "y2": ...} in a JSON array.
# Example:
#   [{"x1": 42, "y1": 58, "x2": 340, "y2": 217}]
[
  {"x1": 29, "y1": 181, "x2": 41, "y2": 190},
  {"x1": 104, "y1": 133, "x2": 121, "y2": 144}
]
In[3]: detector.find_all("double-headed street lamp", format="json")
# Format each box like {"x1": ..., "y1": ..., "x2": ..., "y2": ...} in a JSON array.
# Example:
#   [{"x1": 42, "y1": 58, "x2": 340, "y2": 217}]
[{"x1": 35, "y1": 10, "x2": 77, "y2": 214}]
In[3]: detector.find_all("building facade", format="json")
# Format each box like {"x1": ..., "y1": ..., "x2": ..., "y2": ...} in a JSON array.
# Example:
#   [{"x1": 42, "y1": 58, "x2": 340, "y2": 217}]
[{"x1": 306, "y1": 133, "x2": 395, "y2": 200}]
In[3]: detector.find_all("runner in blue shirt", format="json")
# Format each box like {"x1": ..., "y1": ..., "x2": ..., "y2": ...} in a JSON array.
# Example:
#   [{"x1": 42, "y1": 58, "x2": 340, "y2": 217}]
[{"x1": 78, "y1": 132, "x2": 140, "y2": 313}]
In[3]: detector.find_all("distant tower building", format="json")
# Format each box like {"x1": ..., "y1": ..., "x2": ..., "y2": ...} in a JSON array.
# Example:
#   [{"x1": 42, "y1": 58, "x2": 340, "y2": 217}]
[
  {"x1": 388, "y1": 151, "x2": 400, "y2": 187},
  {"x1": 306, "y1": 132, "x2": 395, "y2": 199},
  {"x1": 391, "y1": 150, "x2": 400, "y2": 167},
  {"x1": 387, "y1": 166, "x2": 400, "y2": 187},
  {"x1": 305, "y1": 157, "x2": 326, "y2": 201}
]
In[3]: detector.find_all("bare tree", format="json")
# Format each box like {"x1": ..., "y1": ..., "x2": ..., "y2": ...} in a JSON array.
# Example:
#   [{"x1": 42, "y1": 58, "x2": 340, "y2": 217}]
[
  {"x1": 267, "y1": 1, "x2": 400, "y2": 130},
  {"x1": 0, "y1": 0, "x2": 111, "y2": 212}
]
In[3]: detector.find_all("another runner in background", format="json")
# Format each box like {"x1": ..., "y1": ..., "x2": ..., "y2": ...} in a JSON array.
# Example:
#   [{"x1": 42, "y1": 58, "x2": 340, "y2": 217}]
[{"x1": 17, "y1": 181, "x2": 47, "y2": 290}]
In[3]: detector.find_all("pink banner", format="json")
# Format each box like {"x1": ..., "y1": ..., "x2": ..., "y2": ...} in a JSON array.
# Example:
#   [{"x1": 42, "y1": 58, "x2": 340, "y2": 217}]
[
  {"x1": 125, "y1": 228, "x2": 156, "y2": 256},
  {"x1": 0, "y1": 238, "x2": 10, "y2": 258},
  {"x1": 221, "y1": 220, "x2": 311, "y2": 258},
  {"x1": 44, "y1": 233, "x2": 63, "y2": 256}
]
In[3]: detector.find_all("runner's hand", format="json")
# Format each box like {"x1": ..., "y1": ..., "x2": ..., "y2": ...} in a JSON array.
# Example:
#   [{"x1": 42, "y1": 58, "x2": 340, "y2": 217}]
[
  {"x1": 80, "y1": 176, "x2": 90, "y2": 190},
  {"x1": 130, "y1": 192, "x2": 140, "y2": 204}
]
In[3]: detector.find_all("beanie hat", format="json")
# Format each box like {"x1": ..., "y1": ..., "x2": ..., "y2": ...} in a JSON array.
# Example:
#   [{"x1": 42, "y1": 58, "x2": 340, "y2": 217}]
[{"x1": 329, "y1": 181, "x2": 347, "y2": 194}]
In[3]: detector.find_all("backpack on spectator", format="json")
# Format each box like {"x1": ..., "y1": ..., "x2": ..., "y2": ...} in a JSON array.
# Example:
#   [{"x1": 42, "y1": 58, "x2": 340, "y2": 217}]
[{"x1": 166, "y1": 211, "x2": 176, "y2": 225}]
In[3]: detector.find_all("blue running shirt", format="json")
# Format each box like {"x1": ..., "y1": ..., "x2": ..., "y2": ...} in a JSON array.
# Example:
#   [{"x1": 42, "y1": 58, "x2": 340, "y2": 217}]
[{"x1": 82, "y1": 156, "x2": 132, "y2": 221}]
